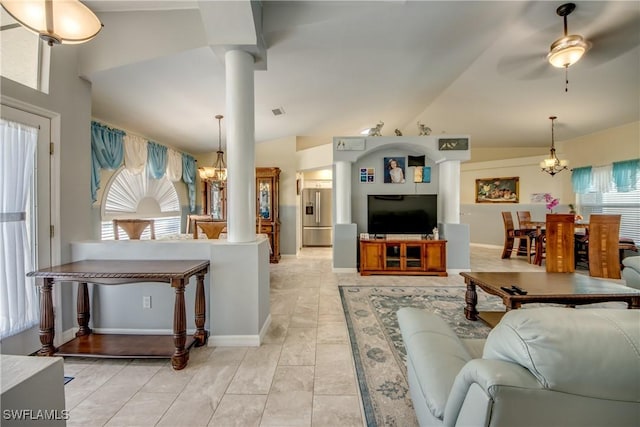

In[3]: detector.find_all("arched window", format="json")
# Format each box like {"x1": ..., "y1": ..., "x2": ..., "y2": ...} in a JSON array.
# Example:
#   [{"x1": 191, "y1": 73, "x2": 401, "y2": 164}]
[{"x1": 101, "y1": 167, "x2": 181, "y2": 239}]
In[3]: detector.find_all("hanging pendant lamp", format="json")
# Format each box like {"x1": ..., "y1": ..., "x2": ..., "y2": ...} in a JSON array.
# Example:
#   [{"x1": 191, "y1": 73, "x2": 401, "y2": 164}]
[
  {"x1": 540, "y1": 116, "x2": 568, "y2": 177},
  {"x1": 1, "y1": 0, "x2": 103, "y2": 46},
  {"x1": 198, "y1": 115, "x2": 227, "y2": 182}
]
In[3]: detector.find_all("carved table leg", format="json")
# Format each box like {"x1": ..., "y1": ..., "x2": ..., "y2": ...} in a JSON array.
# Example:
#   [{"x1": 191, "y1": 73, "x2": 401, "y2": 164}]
[
  {"x1": 464, "y1": 280, "x2": 479, "y2": 321},
  {"x1": 193, "y1": 272, "x2": 209, "y2": 346},
  {"x1": 38, "y1": 278, "x2": 57, "y2": 356},
  {"x1": 76, "y1": 282, "x2": 92, "y2": 336},
  {"x1": 629, "y1": 296, "x2": 640, "y2": 309},
  {"x1": 171, "y1": 278, "x2": 188, "y2": 370}
]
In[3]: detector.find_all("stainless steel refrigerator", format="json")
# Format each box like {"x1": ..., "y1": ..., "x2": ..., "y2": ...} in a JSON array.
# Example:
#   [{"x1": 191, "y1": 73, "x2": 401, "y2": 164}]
[{"x1": 302, "y1": 188, "x2": 332, "y2": 246}]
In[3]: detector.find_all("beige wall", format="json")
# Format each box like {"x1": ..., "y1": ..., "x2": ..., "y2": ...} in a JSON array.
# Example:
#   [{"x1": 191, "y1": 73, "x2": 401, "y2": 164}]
[
  {"x1": 256, "y1": 136, "x2": 297, "y2": 206},
  {"x1": 461, "y1": 120, "x2": 639, "y2": 245},
  {"x1": 463, "y1": 120, "x2": 639, "y2": 205},
  {"x1": 470, "y1": 147, "x2": 548, "y2": 163},
  {"x1": 558, "y1": 120, "x2": 640, "y2": 200},
  {"x1": 296, "y1": 135, "x2": 333, "y2": 151}
]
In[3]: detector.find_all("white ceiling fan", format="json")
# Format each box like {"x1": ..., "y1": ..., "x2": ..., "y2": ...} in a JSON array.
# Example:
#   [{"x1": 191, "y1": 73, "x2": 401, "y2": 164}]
[{"x1": 497, "y1": 1, "x2": 640, "y2": 86}]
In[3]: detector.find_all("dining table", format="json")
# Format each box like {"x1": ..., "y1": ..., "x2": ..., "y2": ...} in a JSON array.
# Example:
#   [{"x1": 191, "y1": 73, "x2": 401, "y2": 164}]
[{"x1": 521, "y1": 218, "x2": 589, "y2": 267}]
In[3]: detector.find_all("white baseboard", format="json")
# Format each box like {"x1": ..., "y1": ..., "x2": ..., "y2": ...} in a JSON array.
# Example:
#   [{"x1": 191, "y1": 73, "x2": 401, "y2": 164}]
[
  {"x1": 208, "y1": 335, "x2": 261, "y2": 347},
  {"x1": 208, "y1": 314, "x2": 271, "y2": 347},
  {"x1": 470, "y1": 243, "x2": 502, "y2": 249},
  {"x1": 447, "y1": 268, "x2": 471, "y2": 275},
  {"x1": 280, "y1": 254, "x2": 296, "y2": 259},
  {"x1": 332, "y1": 267, "x2": 357, "y2": 273},
  {"x1": 259, "y1": 314, "x2": 272, "y2": 343}
]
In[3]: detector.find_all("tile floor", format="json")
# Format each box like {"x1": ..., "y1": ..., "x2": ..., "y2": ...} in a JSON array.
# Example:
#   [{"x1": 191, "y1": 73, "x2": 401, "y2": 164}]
[{"x1": 62, "y1": 245, "x2": 544, "y2": 426}]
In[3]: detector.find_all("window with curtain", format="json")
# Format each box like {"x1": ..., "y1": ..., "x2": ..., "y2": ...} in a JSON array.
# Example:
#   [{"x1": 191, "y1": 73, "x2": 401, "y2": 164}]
[
  {"x1": 577, "y1": 163, "x2": 640, "y2": 243},
  {"x1": 100, "y1": 167, "x2": 181, "y2": 239},
  {"x1": 0, "y1": 119, "x2": 39, "y2": 339}
]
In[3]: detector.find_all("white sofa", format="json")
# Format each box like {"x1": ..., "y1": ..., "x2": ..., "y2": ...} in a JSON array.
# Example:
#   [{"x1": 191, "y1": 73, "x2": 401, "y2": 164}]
[
  {"x1": 622, "y1": 256, "x2": 640, "y2": 289},
  {"x1": 398, "y1": 307, "x2": 640, "y2": 427}
]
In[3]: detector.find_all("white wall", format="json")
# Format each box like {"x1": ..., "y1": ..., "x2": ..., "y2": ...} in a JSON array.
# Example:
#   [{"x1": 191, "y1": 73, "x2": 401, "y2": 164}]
[{"x1": 2, "y1": 44, "x2": 94, "y2": 338}]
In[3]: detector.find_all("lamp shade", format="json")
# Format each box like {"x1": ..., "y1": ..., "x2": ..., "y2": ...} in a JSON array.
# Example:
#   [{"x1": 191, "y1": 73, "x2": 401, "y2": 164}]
[
  {"x1": 547, "y1": 34, "x2": 590, "y2": 68},
  {"x1": 1, "y1": 0, "x2": 103, "y2": 46}
]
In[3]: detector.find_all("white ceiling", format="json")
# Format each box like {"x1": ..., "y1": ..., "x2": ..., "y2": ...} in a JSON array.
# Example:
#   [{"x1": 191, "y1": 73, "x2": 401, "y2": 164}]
[{"x1": 81, "y1": 1, "x2": 640, "y2": 154}]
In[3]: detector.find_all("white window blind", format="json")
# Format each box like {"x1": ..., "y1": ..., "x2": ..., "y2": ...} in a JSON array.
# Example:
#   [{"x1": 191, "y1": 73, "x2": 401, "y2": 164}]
[
  {"x1": 101, "y1": 216, "x2": 181, "y2": 240},
  {"x1": 100, "y1": 167, "x2": 182, "y2": 239},
  {"x1": 577, "y1": 175, "x2": 640, "y2": 244}
]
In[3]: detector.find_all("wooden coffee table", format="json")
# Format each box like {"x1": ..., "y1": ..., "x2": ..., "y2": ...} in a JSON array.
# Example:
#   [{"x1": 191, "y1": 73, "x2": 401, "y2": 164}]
[{"x1": 460, "y1": 272, "x2": 640, "y2": 327}]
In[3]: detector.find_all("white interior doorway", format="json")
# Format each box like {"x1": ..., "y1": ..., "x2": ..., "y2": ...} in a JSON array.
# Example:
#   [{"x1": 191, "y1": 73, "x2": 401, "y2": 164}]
[{"x1": 300, "y1": 168, "x2": 333, "y2": 248}]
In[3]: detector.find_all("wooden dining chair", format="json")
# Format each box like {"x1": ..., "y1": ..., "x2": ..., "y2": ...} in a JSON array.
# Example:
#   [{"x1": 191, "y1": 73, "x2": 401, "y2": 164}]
[
  {"x1": 193, "y1": 221, "x2": 227, "y2": 239},
  {"x1": 501, "y1": 212, "x2": 531, "y2": 260},
  {"x1": 588, "y1": 214, "x2": 622, "y2": 279},
  {"x1": 516, "y1": 211, "x2": 536, "y2": 263},
  {"x1": 542, "y1": 214, "x2": 575, "y2": 273},
  {"x1": 186, "y1": 214, "x2": 214, "y2": 234},
  {"x1": 113, "y1": 219, "x2": 156, "y2": 240}
]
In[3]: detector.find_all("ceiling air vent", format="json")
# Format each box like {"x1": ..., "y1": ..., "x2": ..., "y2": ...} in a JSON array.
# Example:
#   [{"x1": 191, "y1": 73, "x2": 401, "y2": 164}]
[{"x1": 272, "y1": 107, "x2": 285, "y2": 116}]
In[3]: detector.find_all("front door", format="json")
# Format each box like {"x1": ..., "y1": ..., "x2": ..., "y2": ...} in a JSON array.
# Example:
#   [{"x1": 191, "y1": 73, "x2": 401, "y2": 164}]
[{"x1": 1, "y1": 104, "x2": 52, "y2": 354}]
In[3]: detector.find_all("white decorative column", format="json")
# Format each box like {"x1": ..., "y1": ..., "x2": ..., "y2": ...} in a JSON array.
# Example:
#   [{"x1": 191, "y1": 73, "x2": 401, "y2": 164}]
[
  {"x1": 226, "y1": 49, "x2": 256, "y2": 242},
  {"x1": 334, "y1": 161, "x2": 352, "y2": 224},
  {"x1": 438, "y1": 160, "x2": 461, "y2": 224}
]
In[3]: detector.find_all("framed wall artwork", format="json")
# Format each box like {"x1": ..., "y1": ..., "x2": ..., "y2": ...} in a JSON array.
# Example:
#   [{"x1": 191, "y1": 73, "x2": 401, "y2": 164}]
[
  {"x1": 475, "y1": 177, "x2": 519, "y2": 203},
  {"x1": 360, "y1": 168, "x2": 375, "y2": 183},
  {"x1": 412, "y1": 166, "x2": 431, "y2": 183},
  {"x1": 383, "y1": 157, "x2": 406, "y2": 183}
]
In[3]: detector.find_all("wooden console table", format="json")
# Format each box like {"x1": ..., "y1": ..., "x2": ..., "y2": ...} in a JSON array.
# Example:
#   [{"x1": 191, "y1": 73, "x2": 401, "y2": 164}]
[{"x1": 28, "y1": 260, "x2": 210, "y2": 370}]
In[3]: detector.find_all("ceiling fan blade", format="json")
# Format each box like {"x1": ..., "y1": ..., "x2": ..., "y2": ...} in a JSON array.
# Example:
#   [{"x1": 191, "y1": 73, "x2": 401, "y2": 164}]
[
  {"x1": 585, "y1": 13, "x2": 640, "y2": 66},
  {"x1": 497, "y1": 51, "x2": 555, "y2": 80},
  {"x1": 496, "y1": 18, "x2": 561, "y2": 81}
]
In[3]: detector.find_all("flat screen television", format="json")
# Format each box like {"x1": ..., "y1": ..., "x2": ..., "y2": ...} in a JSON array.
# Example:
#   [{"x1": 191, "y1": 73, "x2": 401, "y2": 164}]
[{"x1": 367, "y1": 194, "x2": 438, "y2": 235}]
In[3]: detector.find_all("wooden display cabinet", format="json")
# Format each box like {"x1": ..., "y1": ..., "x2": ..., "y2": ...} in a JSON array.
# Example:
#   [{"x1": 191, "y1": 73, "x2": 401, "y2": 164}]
[
  {"x1": 201, "y1": 167, "x2": 281, "y2": 263},
  {"x1": 256, "y1": 167, "x2": 281, "y2": 263},
  {"x1": 359, "y1": 238, "x2": 447, "y2": 276}
]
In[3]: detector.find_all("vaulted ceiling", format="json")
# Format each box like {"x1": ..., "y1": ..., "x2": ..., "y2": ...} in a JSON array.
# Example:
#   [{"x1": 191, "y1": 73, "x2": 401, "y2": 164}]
[{"x1": 81, "y1": 1, "x2": 640, "y2": 154}]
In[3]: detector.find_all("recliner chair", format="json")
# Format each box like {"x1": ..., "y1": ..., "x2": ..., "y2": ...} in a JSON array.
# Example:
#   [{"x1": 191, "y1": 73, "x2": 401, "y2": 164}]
[{"x1": 398, "y1": 307, "x2": 640, "y2": 427}]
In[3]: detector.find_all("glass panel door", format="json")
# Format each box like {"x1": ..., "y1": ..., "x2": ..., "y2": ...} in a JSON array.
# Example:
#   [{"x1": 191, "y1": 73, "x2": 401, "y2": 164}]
[
  {"x1": 385, "y1": 244, "x2": 402, "y2": 269},
  {"x1": 209, "y1": 182, "x2": 224, "y2": 220},
  {"x1": 405, "y1": 244, "x2": 424, "y2": 269},
  {"x1": 258, "y1": 179, "x2": 272, "y2": 220}
]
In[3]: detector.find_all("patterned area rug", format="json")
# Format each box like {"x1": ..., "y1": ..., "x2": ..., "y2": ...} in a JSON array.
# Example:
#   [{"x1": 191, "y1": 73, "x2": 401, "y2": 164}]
[{"x1": 339, "y1": 286, "x2": 504, "y2": 427}]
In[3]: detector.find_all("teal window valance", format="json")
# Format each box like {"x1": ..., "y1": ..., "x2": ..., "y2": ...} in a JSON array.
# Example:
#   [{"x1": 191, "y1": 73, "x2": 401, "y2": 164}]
[
  {"x1": 182, "y1": 154, "x2": 197, "y2": 212},
  {"x1": 147, "y1": 141, "x2": 168, "y2": 180},
  {"x1": 612, "y1": 159, "x2": 640, "y2": 192},
  {"x1": 571, "y1": 166, "x2": 592, "y2": 194},
  {"x1": 91, "y1": 122, "x2": 124, "y2": 202},
  {"x1": 90, "y1": 120, "x2": 197, "y2": 211}
]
